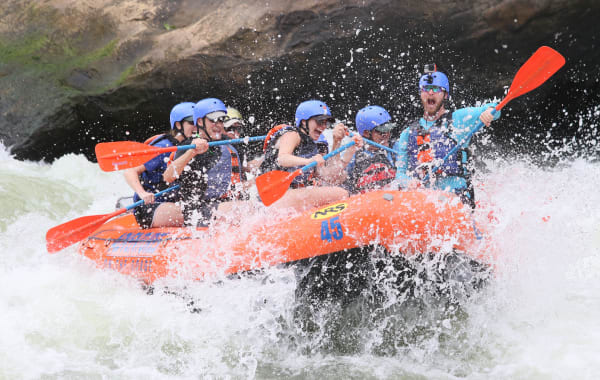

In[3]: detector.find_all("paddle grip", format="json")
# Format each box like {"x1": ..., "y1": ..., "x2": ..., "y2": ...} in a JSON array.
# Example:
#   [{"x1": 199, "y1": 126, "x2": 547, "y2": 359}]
[
  {"x1": 348, "y1": 132, "x2": 399, "y2": 156},
  {"x1": 125, "y1": 185, "x2": 180, "y2": 211},
  {"x1": 302, "y1": 141, "x2": 356, "y2": 172},
  {"x1": 176, "y1": 135, "x2": 266, "y2": 152}
]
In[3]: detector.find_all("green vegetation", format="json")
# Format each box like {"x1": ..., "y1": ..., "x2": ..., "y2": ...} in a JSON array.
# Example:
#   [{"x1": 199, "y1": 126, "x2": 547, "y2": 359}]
[
  {"x1": 114, "y1": 63, "x2": 136, "y2": 87},
  {"x1": 0, "y1": 30, "x2": 130, "y2": 94},
  {"x1": 0, "y1": 33, "x2": 117, "y2": 73},
  {"x1": 0, "y1": 34, "x2": 50, "y2": 64}
]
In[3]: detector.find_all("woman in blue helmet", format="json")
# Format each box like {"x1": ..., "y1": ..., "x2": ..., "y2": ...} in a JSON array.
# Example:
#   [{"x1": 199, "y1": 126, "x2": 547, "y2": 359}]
[
  {"x1": 343, "y1": 105, "x2": 397, "y2": 194},
  {"x1": 393, "y1": 66, "x2": 500, "y2": 208},
  {"x1": 123, "y1": 102, "x2": 196, "y2": 228},
  {"x1": 163, "y1": 98, "x2": 244, "y2": 226},
  {"x1": 259, "y1": 100, "x2": 363, "y2": 211}
]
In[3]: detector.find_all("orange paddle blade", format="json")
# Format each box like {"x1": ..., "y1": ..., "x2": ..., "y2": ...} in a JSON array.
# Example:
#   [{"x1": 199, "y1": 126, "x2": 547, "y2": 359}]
[
  {"x1": 95, "y1": 141, "x2": 177, "y2": 172},
  {"x1": 256, "y1": 169, "x2": 302, "y2": 206},
  {"x1": 46, "y1": 208, "x2": 125, "y2": 253},
  {"x1": 498, "y1": 46, "x2": 565, "y2": 110}
]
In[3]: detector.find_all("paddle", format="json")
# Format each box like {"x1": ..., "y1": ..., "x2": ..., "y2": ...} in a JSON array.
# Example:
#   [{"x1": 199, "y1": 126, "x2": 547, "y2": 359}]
[
  {"x1": 348, "y1": 132, "x2": 399, "y2": 156},
  {"x1": 256, "y1": 140, "x2": 357, "y2": 206},
  {"x1": 46, "y1": 185, "x2": 180, "y2": 253},
  {"x1": 96, "y1": 135, "x2": 267, "y2": 172},
  {"x1": 426, "y1": 45, "x2": 565, "y2": 178}
]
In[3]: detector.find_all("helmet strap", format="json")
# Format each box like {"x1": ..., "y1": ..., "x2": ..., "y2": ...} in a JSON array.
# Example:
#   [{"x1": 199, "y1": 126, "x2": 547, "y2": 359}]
[{"x1": 199, "y1": 118, "x2": 212, "y2": 142}]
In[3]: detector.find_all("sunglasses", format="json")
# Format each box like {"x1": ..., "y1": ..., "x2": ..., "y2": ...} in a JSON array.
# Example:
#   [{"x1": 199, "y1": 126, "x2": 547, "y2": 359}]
[
  {"x1": 421, "y1": 85, "x2": 445, "y2": 93},
  {"x1": 373, "y1": 122, "x2": 396, "y2": 133},
  {"x1": 206, "y1": 115, "x2": 227, "y2": 123},
  {"x1": 225, "y1": 125, "x2": 242, "y2": 132},
  {"x1": 311, "y1": 118, "x2": 334, "y2": 128}
]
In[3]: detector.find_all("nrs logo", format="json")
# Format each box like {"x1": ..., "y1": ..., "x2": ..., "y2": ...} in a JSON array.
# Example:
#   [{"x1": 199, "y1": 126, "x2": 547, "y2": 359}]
[{"x1": 310, "y1": 203, "x2": 347, "y2": 220}]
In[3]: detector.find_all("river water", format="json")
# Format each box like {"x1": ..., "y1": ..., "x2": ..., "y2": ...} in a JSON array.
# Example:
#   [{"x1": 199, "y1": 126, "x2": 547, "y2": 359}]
[{"x1": 1, "y1": 142, "x2": 599, "y2": 379}]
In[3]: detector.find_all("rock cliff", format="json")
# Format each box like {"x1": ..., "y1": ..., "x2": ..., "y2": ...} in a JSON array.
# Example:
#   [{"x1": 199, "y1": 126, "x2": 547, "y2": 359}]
[{"x1": 1, "y1": 0, "x2": 598, "y2": 162}]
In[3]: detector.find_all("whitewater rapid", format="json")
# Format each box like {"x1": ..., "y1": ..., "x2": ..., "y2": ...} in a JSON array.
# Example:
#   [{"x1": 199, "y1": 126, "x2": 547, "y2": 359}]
[{"x1": 1, "y1": 143, "x2": 599, "y2": 379}]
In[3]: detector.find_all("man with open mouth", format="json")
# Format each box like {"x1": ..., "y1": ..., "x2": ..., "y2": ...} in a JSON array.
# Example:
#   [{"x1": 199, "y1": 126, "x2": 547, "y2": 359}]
[{"x1": 393, "y1": 65, "x2": 501, "y2": 208}]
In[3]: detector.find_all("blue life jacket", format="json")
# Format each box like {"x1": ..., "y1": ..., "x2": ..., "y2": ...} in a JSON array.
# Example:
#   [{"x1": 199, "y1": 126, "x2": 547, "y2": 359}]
[
  {"x1": 259, "y1": 125, "x2": 328, "y2": 188},
  {"x1": 174, "y1": 143, "x2": 241, "y2": 201},
  {"x1": 133, "y1": 134, "x2": 179, "y2": 203},
  {"x1": 406, "y1": 113, "x2": 471, "y2": 181},
  {"x1": 203, "y1": 145, "x2": 240, "y2": 200},
  {"x1": 173, "y1": 142, "x2": 242, "y2": 225}
]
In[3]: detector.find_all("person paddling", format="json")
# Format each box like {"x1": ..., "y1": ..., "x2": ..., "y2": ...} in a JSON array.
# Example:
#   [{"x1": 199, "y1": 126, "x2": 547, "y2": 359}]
[
  {"x1": 122, "y1": 102, "x2": 195, "y2": 228},
  {"x1": 343, "y1": 105, "x2": 398, "y2": 194},
  {"x1": 163, "y1": 98, "x2": 245, "y2": 227},
  {"x1": 393, "y1": 65, "x2": 500, "y2": 208},
  {"x1": 258, "y1": 100, "x2": 363, "y2": 211}
]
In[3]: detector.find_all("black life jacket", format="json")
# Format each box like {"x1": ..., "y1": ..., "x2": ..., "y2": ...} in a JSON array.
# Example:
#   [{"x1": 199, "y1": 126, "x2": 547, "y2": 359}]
[
  {"x1": 345, "y1": 149, "x2": 396, "y2": 194},
  {"x1": 259, "y1": 124, "x2": 328, "y2": 188}
]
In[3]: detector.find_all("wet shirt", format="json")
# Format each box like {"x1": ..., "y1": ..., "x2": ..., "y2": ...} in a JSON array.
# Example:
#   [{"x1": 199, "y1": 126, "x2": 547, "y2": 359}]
[{"x1": 393, "y1": 104, "x2": 499, "y2": 192}]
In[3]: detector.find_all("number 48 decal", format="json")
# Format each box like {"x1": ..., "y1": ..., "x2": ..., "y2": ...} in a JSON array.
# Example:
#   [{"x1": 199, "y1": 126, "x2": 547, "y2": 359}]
[{"x1": 320, "y1": 216, "x2": 344, "y2": 242}]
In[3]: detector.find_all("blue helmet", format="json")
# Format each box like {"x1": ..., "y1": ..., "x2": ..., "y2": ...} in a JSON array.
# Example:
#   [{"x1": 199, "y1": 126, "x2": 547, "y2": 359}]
[
  {"x1": 169, "y1": 102, "x2": 195, "y2": 129},
  {"x1": 193, "y1": 98, "x2": 227, "y2": 125},
  {"x1": 419, "y1": 71, "x2": 450, "y2": 93},
  {"x1": 295, "y1": 100, "x2": 333, "y2": 127},
  {"x1": 355, "y1": 105, "x2": 392, "y2": 135}
]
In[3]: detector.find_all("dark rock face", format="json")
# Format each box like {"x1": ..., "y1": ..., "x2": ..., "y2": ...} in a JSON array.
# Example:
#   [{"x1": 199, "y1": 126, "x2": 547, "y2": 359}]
[{"x1": 1, "y1": 0, "x2": 598, "y2": 163}]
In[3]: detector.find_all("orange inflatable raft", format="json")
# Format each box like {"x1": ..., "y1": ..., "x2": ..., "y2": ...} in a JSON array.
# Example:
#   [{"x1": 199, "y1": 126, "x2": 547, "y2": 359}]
[{"x1": 76, "y1": 189, "x2": 494, "y2": 285}]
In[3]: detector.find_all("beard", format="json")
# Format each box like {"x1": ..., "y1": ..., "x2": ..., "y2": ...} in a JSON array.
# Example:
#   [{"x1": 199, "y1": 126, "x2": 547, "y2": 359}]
[{"x1": 422, "y1": 96, "x2": 445, "y2": 117}]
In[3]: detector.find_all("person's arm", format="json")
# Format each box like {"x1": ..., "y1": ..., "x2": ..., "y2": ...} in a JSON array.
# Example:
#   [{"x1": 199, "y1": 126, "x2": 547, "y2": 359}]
[
  {"x1": 277, "y1": 128, "x2": 361, "y2": 182},
  {"x1": 163, "y1": 138, "x2": 209, "y2": 183},
  {"x1": 394, "y1": 129, "x2": 411, "y2": 185},
  {"x1": 276, "y1": 131, "x2": 319, "y2": 167},
  {"x1": 330, "y1": 122, "x2": 346, "y2": 151},
  {"x1": 244, "y1": 156, "x2": 264, "y2": 175},
  {"x1": 123, "y1": 165, "x2": 155, "y2": 203},
  {"x1": 318, "y1": 133, "x2": 362, "y2": 184},
  {"x1": 452, "y1": 103, "x2": 500, "y2": 145},
  {"x1": 333, "y1": 122, "x2": 358, "y2": 168}
]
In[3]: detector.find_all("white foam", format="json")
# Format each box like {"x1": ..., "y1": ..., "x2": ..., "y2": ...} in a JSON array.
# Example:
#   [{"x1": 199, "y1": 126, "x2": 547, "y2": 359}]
[{"x1": 1, "y1": 143, "x2": 600, "y2": 378}]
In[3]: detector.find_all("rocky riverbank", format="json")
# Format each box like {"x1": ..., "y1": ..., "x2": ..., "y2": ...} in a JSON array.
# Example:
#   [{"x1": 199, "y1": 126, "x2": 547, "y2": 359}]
[{"x1": 1, "y1": 0, "x2": 598, "y2": 162}]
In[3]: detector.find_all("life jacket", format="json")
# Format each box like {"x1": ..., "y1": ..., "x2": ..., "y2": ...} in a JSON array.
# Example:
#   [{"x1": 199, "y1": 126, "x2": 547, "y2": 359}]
[
  {"x1": 143, "y1": 134, "x2": 167, "y2": 145},
  {"x1": 133, "y1": 133, "x2": 179, "y2": 202},
  {"x1": 142, "y1": 134, "x2": 179, "y2": 166},
  {"x1": 173, "y1": 142, "x2": 242, "y2": 226},
  {"x1": 200, "y1": 144, "x2": 242, "y2": 201},
  {"x1": 222, "y1": 145, "x2": 244, "y2": 199},
  {"x1": 262, "y1": 124, "x2": 289, "y2": 154},
  {"x1": 406, "y1": 113, "x2": 471, "y2": 183},
  {"x1": 259, "y1": 124, "x2": 328, "y2": 188},
  {"x1": 347, "y1": 149, "x2": 396, "y2": 194}
]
